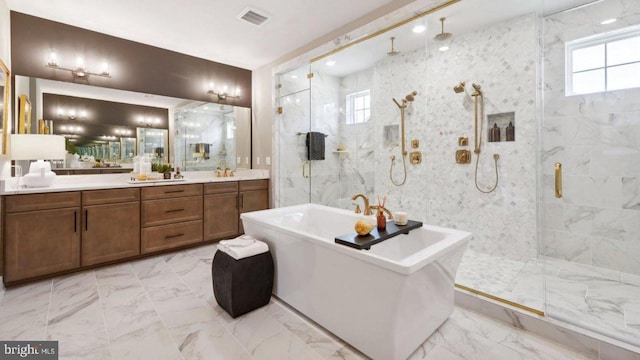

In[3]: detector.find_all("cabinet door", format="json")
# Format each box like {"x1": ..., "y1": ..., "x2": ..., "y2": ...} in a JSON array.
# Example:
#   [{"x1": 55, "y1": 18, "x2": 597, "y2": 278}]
[
  {"x1": 82, "y1": 201, "x2": 140, "y2": 266},
  {"x1": 5, "y1": 208, "x2": 80, "y2": 283},
  {"x1": 204, "y1": 192, "x2": 238, "y2": 241},
  {"x1": 239, "y1": 189, "x2": 269, "y2": 233}
]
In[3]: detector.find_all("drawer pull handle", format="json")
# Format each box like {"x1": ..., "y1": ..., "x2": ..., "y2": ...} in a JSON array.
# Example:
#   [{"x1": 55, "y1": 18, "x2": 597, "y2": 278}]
[
  {"x1": 85, "y1": 210, "x2": 88, "y2": 231},
  {"x1": 165, "y1": 208, "x2": 185, "y2": 213},
  {"x1": 165, "y1": 190, "x2": 185, "y2": 194},
  {"x1": 165, "y1": 233, "x2": 184, "y2": 239},
  {"x1": 74, "y1": 211, "x2": 77, "y2": 232}
]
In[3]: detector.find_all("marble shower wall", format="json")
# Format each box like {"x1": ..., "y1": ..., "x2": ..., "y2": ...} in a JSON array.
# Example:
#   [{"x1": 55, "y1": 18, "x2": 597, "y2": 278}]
[
  {"x1": 337, "y1": 69, "x2": 376, "y2": 206},
  {"x1": 542, "y1": 0, "x2": 640, "y2": 275},
  {"x1": 309, "y1": 72, "x2": 343, "y2": 206},
  {"x1": 424, "y1": 13, "x2": 539, "y2": 261},
  {"x1": 372, "y1": 47, "x2": 429, "y2": 222}
]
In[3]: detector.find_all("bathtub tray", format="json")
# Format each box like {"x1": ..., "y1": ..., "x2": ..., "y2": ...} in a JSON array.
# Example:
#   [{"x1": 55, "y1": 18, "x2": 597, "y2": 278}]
[{"x1": 335, "y1": 220, "x2": 423, "y2": 250}]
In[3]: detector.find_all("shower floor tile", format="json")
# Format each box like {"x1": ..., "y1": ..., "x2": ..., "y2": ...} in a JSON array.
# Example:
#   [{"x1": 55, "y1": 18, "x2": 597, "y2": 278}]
[{"x1": 456, "y1": 249, "x2": 640, "y2": 349}]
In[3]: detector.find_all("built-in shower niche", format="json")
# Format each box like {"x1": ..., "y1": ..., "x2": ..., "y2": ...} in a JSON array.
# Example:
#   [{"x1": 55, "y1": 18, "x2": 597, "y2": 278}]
[
  {"x1": 487, "y1": 112, "x2": 515, "y2": 142},
  {"x1": 383, "y1": 124, "x2": 400, "y2": 147}
]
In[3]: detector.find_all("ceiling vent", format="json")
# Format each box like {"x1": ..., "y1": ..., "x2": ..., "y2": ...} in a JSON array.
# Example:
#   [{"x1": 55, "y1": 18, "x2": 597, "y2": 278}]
[{"x1": 238, "y1": 7, "x2": 270, "y2": 26}]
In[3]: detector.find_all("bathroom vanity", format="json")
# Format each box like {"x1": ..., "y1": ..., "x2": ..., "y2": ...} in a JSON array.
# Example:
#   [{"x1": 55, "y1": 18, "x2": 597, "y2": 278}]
[{"x1": 1, "y1": 171, "x2": 269, "y2": 286}]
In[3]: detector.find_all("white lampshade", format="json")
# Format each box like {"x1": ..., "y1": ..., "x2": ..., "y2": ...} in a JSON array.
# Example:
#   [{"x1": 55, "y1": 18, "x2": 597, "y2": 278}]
[{"x1": 10, "y1": 134, "x2": 66, "y2": 160}]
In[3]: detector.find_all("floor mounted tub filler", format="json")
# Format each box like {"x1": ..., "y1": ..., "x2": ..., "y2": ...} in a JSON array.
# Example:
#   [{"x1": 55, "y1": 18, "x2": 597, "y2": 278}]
[{"x1": 240, "y1": 203, "x2": 471, "y2": 360}]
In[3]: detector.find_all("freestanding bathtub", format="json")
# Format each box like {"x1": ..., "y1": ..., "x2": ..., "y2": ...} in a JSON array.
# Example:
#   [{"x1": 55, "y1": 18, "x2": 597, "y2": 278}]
[{"x1": 241, "y1": 203, "x2": 471, "y2": 360}]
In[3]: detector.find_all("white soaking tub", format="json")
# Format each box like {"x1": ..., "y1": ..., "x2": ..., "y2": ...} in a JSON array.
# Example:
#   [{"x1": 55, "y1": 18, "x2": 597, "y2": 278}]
[{"x1": 241, "y1": 203, "x2": 471, "y2": 360}]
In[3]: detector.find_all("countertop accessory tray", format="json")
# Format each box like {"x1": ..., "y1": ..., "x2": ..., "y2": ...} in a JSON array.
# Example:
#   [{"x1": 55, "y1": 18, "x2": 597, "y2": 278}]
[
  {"x1": 335, "y1": 220, "x2": 423, "y2": 250},
  {"x1": 126, "y1": 178, "x2": 186, "y2": 184}
]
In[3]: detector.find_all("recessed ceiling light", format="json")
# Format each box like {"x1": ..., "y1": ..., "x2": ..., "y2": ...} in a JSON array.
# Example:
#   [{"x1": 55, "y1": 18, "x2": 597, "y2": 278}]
[
  {"x1": 600, "y1": 18, "x2": 617, "y2": 25},
  {"x1": 412, "y1": 25, "x2": 426, "y2": 33},
  {"x1": 291, "y1": 75, "x2": 298, "y2": 79},
  {"x1": 439, "y1": 46, "x2": 449, "y2": 52},
  {"x1": 326, "y1": 60, "x2": 336, "y2": 66}
]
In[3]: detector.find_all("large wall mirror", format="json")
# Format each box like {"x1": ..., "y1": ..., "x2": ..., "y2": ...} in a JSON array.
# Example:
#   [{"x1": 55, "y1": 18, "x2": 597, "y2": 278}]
[
  {"x1": 0, "y1": 59, "x2": 9, "y2": 155},
  {"x1": 13, "y1": 75, "x2": 251, "y2": 170}
]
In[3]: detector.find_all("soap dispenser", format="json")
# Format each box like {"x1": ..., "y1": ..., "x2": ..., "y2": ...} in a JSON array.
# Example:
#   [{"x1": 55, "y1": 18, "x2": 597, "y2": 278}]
[
  {"x1": 506, "y1": 122, "x2": 515, "y2": 141},
  {"x1": 489, "y1": 123, "x2": 501, "y2": 142}
]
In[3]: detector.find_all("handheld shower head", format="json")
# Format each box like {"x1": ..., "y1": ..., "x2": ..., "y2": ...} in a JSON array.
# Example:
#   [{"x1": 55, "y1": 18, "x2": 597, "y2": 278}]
[
  {"x1": 453, "y1": 81, "x2": 465, "y2": 93},
  {"x1": 405, "y1": 91, "x2": 417, "y2": 102},
  {"x1": 471, "y1": 83, "x2": 483, "y2": 96}
]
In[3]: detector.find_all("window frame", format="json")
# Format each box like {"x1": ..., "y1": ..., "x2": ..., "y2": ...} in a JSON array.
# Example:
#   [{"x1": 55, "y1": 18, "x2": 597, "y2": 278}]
[
  {"x1": 345, "y1": 89, "x2": 371, "y2": 125},
  {"x1": 566, "y1": 26, "x2": 640, "y2": 95}
]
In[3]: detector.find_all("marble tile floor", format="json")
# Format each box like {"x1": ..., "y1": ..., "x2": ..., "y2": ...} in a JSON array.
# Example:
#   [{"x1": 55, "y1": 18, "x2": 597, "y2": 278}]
[
  {"x1": 456, "y1": 249, "x2": 640, "y2": 348},
  {"x1": 0, "y1": 243, "x2": 595, "y2": 360}
]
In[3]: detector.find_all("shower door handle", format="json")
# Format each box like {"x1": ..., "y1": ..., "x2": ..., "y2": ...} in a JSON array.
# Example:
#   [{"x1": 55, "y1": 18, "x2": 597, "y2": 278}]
[
  {"x1": 554, "y1": 162, "x2": 562, "y2": 198},
  {"x1": 302, "y1": 160, "x2": 310, "y2": 179}
]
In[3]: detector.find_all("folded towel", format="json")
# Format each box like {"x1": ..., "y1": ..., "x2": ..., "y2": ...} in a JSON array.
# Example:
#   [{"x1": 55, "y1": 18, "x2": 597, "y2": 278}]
[
  {"x1": 306, "y1": 131, "x2": 326, "y2": 160},
  {"x1": 217, "y1": 235, "x2": 269, "y2": 260},
  {"x1": 220, "y1": 235, "x2": 255, "y2": 247}
]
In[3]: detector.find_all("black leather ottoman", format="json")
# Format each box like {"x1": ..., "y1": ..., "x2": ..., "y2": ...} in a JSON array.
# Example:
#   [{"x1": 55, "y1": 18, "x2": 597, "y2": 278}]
[{"x1": 212, "y1": 250, "x2": 274, "y2": 318}]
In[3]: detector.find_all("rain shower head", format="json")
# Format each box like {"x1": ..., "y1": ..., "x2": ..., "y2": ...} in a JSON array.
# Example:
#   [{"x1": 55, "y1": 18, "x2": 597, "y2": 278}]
[
  {"x1": 434, "y1": 17, "x2": 452, "y2": 41},
  {"x1": 387, "y1": 37, "x2": 400, "y2": 56},
  {"x1": 453, "y1": 81, "x2": 465, "y2": 93}
]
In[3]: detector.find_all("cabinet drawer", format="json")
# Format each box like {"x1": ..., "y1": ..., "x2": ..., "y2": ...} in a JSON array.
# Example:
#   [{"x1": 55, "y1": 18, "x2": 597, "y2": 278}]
[
  {"x1": 141, "y1": 184, "x2": 202, "y2": 200},
  {"x1": 204, "y1": 181, "x2": 238, "y2": 194},
  {"x1": 142, "y1": 196, "x2": 202, "y2": 227},
  {"x1": 141, "y1": 220, "x2": 203, "y2": 253},
  {"x1": 239, "y1": 179, "x2": 269, "y2": 191},
  {"x1": 5, "y1": 192, "x2": 81, "y2": 213},
  {"x1": 83, "y1": 188, "x2": 140, "y2": 205}
]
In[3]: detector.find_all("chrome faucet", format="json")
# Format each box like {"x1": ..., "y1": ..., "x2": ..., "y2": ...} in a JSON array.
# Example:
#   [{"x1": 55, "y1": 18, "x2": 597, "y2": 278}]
[{"x1": 351, "y1": 194, "x2": 372, "y2": 215}]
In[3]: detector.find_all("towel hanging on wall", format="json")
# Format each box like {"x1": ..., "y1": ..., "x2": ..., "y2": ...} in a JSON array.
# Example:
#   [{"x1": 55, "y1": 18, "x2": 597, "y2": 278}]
[{"x1": 306, "y1": 131, "x2": 326, "y2": 160}]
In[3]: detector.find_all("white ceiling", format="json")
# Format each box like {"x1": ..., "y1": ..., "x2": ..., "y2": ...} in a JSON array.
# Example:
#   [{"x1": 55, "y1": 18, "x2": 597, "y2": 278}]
[
  {"x1": 6, "y1": 0, "x2": 597, "y2": 75},
  {"x1": 5, "y1": 0, "x2": 394, "y2": 70}
]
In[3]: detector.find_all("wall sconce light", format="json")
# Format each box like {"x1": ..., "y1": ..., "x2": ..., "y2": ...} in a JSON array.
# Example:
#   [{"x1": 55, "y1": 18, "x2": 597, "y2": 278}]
[
  {"x1": 206, "y1": 82, "x2": 241, "y2": 101},
  {"x1": 47, "y1": 50, "x2": 111, "y2": 80},
  {"x1": 57, "y1": 107, "x2": 87, "y2": 121},
  {"x1": 138, "y1": 116, "x2": 161, "y2": 127},
  {"x1": 114, "y1": 128, "x2": 133, "y2": 136},
  {"x1": 59, "y1": 125, "x2": 83, "y2": 135}
]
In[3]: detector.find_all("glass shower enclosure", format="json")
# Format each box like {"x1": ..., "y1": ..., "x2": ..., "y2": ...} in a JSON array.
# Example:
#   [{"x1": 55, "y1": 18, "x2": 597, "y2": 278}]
[{"x1": 274, "y1": 0, "x2": 640, "y2": 351}]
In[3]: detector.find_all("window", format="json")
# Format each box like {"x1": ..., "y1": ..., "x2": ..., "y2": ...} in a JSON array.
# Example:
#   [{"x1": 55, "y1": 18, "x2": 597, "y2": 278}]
[
  {"x1": 346, "y1": 90, "x2": 371, "y2": 124},
  {"x1": 566, "y1": 27, "x2": 640, "y2": 95}
]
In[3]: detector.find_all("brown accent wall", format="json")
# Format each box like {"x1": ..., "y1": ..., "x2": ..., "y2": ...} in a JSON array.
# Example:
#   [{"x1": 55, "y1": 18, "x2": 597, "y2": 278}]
[{"x1": 10, "y1": 12, "x2": 251, "y2": 108}]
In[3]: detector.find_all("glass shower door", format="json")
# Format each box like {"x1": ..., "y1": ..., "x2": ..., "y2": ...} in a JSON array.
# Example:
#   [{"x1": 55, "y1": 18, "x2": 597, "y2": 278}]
[
  {"x1": 541, "y1": 0, "x2": 640, "y2": 346},
  {"x1": 275, "y1": 65, "x2": 312, "y2": 207}
]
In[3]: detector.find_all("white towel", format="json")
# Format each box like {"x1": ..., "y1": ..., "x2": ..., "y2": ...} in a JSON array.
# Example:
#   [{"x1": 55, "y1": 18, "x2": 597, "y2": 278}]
[{"x1": 217, "y1": 235, "x2": 269, "y2": 260}]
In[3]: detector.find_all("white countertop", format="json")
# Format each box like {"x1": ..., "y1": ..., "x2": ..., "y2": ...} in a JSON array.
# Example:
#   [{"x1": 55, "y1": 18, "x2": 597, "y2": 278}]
[{"x1": 0, "y1": 169, "x2": 270, "y2": 195}]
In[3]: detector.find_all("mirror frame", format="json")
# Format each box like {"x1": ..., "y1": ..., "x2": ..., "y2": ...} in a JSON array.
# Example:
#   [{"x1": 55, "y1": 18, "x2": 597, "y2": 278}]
[
  {"x1": 0, "y1": 59, "x2": 9, "y2": 155},
  {"x1": 18, "y1": 94, "x2": 31, "y2": 134}
]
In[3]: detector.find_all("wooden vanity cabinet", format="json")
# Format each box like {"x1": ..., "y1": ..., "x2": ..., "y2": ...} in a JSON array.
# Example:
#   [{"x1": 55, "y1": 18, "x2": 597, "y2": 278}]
[
  {"x1": 141, "y1": 184, "x2": 203, "y2": 253},
  {"x1": 81, "y1": 188, "x2": 140, "y2": 266},
  {"x1": 239, "y1": 180, "x2": 269, "y2": 233},
  {"x1": 204, "y1": 182, "x2": 239, "y2": 241},
  {"x1": 4, "y1": 192, "x2": 81, "y2": 283}
]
